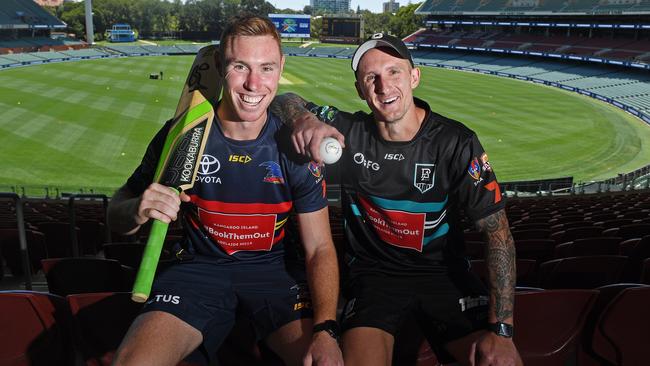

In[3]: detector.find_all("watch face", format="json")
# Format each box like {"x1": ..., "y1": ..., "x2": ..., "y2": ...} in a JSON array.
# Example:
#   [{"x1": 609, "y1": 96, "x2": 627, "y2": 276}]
[{"x1": 489, "y1": 322, "x2": 513, "y2": 338}]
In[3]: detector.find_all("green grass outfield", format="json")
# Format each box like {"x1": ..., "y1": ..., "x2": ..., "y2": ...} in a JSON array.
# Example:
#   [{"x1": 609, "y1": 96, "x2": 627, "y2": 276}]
[{"x1": 1, "y1": 55, "x2": 650, "y2": 195}]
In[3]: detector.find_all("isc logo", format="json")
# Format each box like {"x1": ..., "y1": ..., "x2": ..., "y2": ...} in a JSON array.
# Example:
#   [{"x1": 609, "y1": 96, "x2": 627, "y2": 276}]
[
  {"x1": 229, "y1": 155, "x2": 252, "y2": 163},
  {"x1": 384, "y1": 153, "x2": 405, "y2": 161}
]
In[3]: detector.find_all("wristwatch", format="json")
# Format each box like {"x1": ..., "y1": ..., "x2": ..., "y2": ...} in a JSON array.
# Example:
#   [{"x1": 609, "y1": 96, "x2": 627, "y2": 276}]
[
  {"x1": 313, "y1": 320, "x2": 340, "y2": 341},
  {"x1": 487, "y1": 322, "x2": 514, "y2": 338}
]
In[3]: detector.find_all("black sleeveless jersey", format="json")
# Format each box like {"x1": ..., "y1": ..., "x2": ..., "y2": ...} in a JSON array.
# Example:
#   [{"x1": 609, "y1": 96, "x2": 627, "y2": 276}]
[
  {"x1": 126, "y1": 112, "x2": 328, "y2": 264},
  {"x1": 311, "y1": 98, "x2": 505, "y2": 276}
]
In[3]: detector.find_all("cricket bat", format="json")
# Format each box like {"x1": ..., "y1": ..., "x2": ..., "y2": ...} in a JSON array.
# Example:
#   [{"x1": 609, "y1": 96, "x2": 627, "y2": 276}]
[{"x1": 132, "y1": 44, "x2": 221, "y2": 303}]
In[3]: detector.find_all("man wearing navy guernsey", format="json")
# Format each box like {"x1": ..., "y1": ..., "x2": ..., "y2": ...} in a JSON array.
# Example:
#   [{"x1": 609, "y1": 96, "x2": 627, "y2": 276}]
[
  {"x1": 107, "y1": 15, "x2": 343, "y2": 366},
  {"x1": 273, "y1": 33, "x2": 522, "y2": 366}
]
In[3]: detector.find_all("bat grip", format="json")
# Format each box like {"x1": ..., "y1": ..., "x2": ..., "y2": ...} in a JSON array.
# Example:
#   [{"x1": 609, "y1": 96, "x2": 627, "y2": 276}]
[{"x1": 131, "y1": 188, "x2": 180, "y2": 303}]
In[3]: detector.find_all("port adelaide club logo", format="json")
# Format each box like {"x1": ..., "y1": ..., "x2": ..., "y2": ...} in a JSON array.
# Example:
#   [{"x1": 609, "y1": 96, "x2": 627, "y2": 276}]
[{"x1": 414, "y1": 163, "x2": 435, "y2": 193}]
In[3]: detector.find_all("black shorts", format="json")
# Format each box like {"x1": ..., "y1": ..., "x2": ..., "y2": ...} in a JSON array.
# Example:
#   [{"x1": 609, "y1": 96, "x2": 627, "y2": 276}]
[
  {"x1": 142, "y1": 255, "x2": 313, "y2": 364},
  {"x1": 341, "y1": 269, "x2": 488, "y2": 359}
]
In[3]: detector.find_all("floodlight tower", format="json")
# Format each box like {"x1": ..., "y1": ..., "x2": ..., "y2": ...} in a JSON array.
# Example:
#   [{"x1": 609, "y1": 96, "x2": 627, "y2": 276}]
[{"x1": 85, "y1": 0, "x2": 94, "y2": 44}]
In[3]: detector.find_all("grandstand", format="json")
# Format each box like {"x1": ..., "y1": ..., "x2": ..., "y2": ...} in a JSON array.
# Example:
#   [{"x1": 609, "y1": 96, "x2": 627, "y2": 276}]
[
  {"x1": 0, "y1": 0, "x2": 85, "y2": 55},
  {"x1": 410, "y1": 0, "x2": 650, "y2": 67}
]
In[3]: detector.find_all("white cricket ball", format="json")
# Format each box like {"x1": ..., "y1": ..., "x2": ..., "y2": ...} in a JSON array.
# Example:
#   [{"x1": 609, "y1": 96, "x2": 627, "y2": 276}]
[{"x1": 319, "y1": 137, "x2": 342, "y2": 165}]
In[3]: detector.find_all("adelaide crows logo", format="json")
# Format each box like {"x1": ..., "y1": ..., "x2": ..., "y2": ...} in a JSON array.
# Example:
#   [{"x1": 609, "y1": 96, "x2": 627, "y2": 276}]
[{"x1": 260, "y1": 161, "x2": 285, "y2": 184}]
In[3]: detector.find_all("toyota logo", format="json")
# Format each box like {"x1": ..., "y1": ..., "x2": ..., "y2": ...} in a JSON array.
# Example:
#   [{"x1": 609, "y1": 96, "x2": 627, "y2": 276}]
[{"x1": 198, "y1": 154, "x2": 220, "y2": 175}]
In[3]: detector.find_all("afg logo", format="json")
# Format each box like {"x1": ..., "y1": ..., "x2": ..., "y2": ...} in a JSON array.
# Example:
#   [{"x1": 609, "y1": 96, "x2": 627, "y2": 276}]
[
  {"x1": 260, "y1": 161, "x2": 285, "y2": 184},
  {"x1": 468, "y1": 158, "x2": 481, "y2": 180},
  {"x1": 198, "y1": 154, "x2": 220, "y2": 175}
]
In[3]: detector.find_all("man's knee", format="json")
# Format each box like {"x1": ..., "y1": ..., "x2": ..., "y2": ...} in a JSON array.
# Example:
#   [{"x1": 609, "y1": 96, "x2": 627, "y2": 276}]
[
  {"x1": 265, "y1": 318, "x2": 313, "y2": 366},
  {"x1": 342, "y1": 327, "x2": 394, "y2": 366},
  {"x1": 112, "y1": 311, "x2": 203, "y2": 366}
]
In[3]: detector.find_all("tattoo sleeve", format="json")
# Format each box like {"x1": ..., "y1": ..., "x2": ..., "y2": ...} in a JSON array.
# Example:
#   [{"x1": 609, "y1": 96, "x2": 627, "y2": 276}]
[
  {"x1": 475, "y1": 209, "x2": 516, "y2": 322},
  {"x1": 270, "y1": 92, "x2": 310, "y2": 128}
]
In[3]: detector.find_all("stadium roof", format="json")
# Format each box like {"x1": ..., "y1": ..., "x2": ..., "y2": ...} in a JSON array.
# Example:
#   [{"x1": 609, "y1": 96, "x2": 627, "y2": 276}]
[
  {"x1": 0, "y1": 0, "x2": 66, "y2": 30},
  {"x1": 415, "y1": 0, "x2": 650, "y2": 16}
]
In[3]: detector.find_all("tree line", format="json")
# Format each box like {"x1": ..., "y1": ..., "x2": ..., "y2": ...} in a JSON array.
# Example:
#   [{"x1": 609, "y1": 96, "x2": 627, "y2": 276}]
[{"x1": 45, "y1": 0, "x2": 423, "y2": 41}]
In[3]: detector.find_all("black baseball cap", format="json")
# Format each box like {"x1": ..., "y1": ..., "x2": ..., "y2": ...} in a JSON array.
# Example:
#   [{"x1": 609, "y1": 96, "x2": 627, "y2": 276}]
[{"x1": 351, "y1": 32, "x2": 415, "y2": 72}]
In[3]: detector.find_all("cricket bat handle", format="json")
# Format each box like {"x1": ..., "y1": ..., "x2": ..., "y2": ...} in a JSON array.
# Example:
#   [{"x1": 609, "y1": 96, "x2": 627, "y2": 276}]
[{"x1": 132, "y1": 219, "x2": 170, "y2": 303}]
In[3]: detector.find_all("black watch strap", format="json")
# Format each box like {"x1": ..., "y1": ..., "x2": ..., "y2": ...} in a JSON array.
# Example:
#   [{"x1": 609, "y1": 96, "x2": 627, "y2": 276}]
[
  {"x1": 487, "y1": 322, "x2": 514, "y2": 338},
  {"x1": 313, "y1": 320, "x2": 340, "y2": 340}
]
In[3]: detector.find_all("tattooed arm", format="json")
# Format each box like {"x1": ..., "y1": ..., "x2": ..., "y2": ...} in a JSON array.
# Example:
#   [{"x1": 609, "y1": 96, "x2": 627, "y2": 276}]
[
  {"x1": 476, "y1": 209, "x2": 516, "y2": 324},
  {"x1": 471, "y1": 209, "x2": 522, "y2": 366},
  {"x1": 271, "y1": 93, "x2": 345, "y2": 162}
]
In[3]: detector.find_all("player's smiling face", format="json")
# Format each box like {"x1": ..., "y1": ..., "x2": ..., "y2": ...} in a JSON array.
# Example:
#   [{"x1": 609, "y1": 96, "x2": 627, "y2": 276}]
[
  {"x1": 355, "y1": 47, "x2": 420, "y2": 125},
  {"x1": 220, "y1": 35, "x2": 284, "y2": 124}
]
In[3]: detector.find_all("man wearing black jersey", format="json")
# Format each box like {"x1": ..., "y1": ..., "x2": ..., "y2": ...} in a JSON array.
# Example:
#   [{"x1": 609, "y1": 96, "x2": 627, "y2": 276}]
[{"x1": 272, "y1": 33, "x2": 522, "y2": 366}]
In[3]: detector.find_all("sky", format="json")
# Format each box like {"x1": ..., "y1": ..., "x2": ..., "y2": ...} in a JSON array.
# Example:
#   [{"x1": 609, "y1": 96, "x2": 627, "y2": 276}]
[{"x1": 269, "y1": 1, "x2": 387, "y2": 13}]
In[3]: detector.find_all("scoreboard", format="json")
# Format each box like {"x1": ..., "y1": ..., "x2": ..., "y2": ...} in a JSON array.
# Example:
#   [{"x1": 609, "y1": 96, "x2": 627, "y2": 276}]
[{"x1": 320, "y1": 16, "x2": 363, "y2": 44}]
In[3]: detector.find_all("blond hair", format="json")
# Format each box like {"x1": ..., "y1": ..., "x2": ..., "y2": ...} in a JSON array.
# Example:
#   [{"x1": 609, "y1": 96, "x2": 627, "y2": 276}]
[{"x1": 219, "y1": 14, "x2": 282, "y2": 63}]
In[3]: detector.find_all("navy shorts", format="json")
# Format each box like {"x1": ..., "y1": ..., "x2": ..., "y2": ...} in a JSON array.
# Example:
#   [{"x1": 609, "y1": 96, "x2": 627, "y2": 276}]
[
  {"x1": 142, "y1": 255, "x2": 313, "y2": 364},
  {"x1": 341, "y1": 269, "x2": 488, "y2": 360}
]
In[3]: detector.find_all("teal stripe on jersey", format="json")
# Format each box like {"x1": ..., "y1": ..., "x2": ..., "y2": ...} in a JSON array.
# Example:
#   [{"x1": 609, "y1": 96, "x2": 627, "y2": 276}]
[
  {"x1": 423, "y1": 223, "x2": 449, "y2": 245},
  {"x1": 368, "y1": 195, "x2": 448, "y2": 213},
  {"x1": 351, "y1": 203, "x2": 362, "y2": 216}
]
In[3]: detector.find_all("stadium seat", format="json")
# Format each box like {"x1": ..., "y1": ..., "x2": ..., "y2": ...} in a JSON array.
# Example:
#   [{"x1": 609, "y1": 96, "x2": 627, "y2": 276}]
[
  {"x1": 0, "y1": 291, "x2": 75, "y2": 365},
  {"x1": 595, "y1": 287, "x2": 650, "y2": 365},
  {"x1": 0, "y1": 228, "x2": 47, "y2": 275},
  {"x1": 641, "y1": 258, "x2": 650, "y2": 285},
  {"x1": 578, "y1": 283, "x2": 648, "y2": 366},
  {"x1": 35, "y1": 222, "x2": 79, "y2": 258},
  {"x1": 514, "y1": 239, "x2": 555, "y2": 263},
  {"x1": 41, "y1": 258, "x2": 134, "y2": 296},
  {"x1": 102, "y1": 242, "x2": 145, "y2": 269},
  {"x1": 76, "y1": 219, "x2": 106, "y2": 255},
  {"x1": 619, "y1": 235, "x2": 650, "y2": 281},
  {"x1": 553, "y1": 237, "x2": 622, "y2": 257},
  {"x1": 510, "y1": 223, "x2": 549, "y2": 231},
  {"x1": 550, "y1": 226, "x2": 605, "y2": 244},
  {"x1": 603, "y1": 224, "x2": 650, "y2": 240},
  {"x1": 511, "y1": 229, "x2": 551, "y2": 241},
  {"x1": 538, "y1": 255, "x2": 627, "y2": 289},
  {"x1": 514, "y1": 289, "x2": 598, "y2": 366},
  {"x1": 67, "y1": 292, "x2": 142, "y2": 366}
]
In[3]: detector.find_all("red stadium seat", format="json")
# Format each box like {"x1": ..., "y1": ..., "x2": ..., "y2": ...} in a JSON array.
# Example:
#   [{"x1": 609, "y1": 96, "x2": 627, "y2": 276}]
[
  {"x1": 0, "y1": 291, "x2": 74, "y2": 365},
  {"x1": 102, "y1": 242, "x2": 145, "y2": 269},
  {"x1": 550, "y1": 226, "x2": 604, "y2": 244},
  {"x1": 641, "y1": 258, "x2": 650, "y2": 285},
  {"x1": 538, "y1": 255, "x2": 627, "y2": 289},
  {"x1": 596, "y1": 287, "x2": 650, "y2": 365},
  {"x1": 511, "y1": 229, "x2": 551, "y2": 241},
  {"x1": 578, "y1": 283, "x2": 648, "y2": 366},
  {"x1": 0, "y1": 228, "x2": 47, "y2": 275},
  {"x1": 514, "y1": 289, "x2": 598, "y2": 366},
  {"x1": 514, "y1": 239, "x2": 555, "y2": 263},
  {"x1": 42, "y1": 258, "x2": 134, "y2": 296},
  {"x1": 67, "y1": 292, "x2": 142, "y2": 366},
  {"x1": 553, "y1": 237, "x2": 622, "y2": 257},
  {"x1": 34, "y1": 221, "x2": 79, "y2": 258}
]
